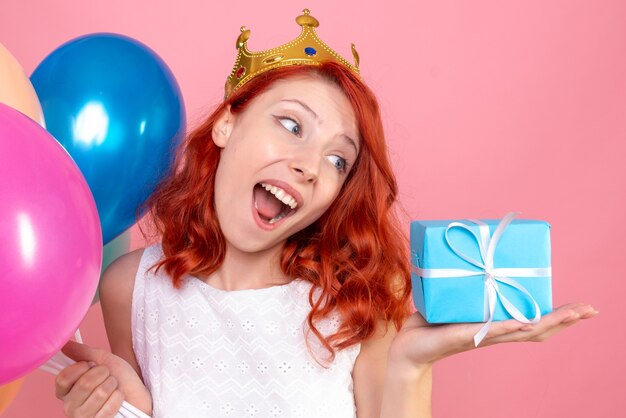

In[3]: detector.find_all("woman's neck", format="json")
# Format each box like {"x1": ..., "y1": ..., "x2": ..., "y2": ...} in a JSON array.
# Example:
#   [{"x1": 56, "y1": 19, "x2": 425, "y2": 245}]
[{"x1": 202, "y1": 241, "x2": 292, "y2": 291}]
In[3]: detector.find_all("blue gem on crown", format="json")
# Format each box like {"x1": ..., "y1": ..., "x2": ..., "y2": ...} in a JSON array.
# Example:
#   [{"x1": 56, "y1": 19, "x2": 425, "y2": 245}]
[{"x1": 304, "y1": 47, "x2": 317, "y2": 56}]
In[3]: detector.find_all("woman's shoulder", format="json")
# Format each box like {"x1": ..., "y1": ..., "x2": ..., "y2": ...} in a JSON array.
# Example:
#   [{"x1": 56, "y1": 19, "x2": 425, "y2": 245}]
[
  {"x1": 100, "y1": 247, "x2": 148, "y2": 297},
  {"x1": 99, "y1": 242, "x2": 163, "y2": 296},
  {"x1": 110, "y1": 245, "x2": 147, "y2": 270}
]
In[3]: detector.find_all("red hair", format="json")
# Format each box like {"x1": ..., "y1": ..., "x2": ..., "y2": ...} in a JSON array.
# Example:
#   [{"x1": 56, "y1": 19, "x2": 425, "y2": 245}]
[{"x1": 138, "y1": 62, "x2": 412, "y2": 357}]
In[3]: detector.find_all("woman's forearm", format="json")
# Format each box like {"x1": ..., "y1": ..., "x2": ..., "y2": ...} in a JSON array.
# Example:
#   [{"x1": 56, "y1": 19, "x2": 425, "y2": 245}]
[{"x1": 380, "y1": 361, "x2": 433, "y2": 418}]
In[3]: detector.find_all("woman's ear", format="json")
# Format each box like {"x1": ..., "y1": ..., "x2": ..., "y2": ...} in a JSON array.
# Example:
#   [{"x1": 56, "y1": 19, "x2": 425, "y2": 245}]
[{"x1": 212, "y1": 105, "x2": 234, "y2": 148}]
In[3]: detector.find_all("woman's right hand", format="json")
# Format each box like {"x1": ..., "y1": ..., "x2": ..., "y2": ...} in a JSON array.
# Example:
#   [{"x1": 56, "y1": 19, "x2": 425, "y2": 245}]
[
  {"x1": 389, "y1": 302, "x2": 597, "y2": 369},
  {"x1": 55, "y1": 340, "x2": 152, "y2": 418}
]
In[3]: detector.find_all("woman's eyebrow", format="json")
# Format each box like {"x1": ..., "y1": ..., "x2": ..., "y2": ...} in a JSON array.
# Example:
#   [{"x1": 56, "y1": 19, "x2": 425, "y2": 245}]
[
  {"x1": 279, "y1": 99, "x2": 318, "y2": 120},
  {"x1": 341, "y1": 134, "x2": 359, "y2": 156},
  {"x1": 280, "y1": 98, "x2": 359, "y2": 154}
]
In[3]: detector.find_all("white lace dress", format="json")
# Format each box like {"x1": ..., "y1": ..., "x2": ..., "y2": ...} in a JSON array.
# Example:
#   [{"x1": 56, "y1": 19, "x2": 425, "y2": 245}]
[{"x1": 131, "y1": 243, "x2": 361, "y2": 418}]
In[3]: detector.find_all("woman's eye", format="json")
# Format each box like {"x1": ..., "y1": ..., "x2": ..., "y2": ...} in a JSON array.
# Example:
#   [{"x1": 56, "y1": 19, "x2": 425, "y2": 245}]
[
  {"x1": 278, "y1": 117, "x2": 301, "y2": 136},
  {"x1": 328, "y1": 155, "x2": 348, "y2": 172}
]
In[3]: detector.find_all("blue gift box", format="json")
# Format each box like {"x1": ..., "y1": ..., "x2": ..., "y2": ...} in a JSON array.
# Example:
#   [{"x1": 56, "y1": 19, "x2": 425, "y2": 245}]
[{"x1": 410, "y1": 213, "x2": 553, "y2": 327}]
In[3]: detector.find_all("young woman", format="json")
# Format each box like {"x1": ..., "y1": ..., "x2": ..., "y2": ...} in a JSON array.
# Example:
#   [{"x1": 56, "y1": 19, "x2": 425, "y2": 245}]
[{"x1": 54, "y1": 10, "x2": 597, "y2": 418}]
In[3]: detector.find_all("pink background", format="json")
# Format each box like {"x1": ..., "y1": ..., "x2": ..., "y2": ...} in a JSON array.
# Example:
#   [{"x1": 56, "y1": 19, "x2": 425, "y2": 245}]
[{"x1": 2, "y1": 0, "x2": 624, "y2": 416}]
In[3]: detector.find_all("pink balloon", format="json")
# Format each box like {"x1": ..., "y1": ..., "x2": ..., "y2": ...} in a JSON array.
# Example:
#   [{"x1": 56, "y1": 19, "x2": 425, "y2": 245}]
[{"x1": 0, "y1": 103, "x2": 102, "y2": 385}]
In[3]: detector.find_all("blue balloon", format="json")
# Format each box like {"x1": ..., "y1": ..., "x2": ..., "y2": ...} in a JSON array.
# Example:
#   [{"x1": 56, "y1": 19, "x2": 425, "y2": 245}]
[{"x1": 31, "y1": 33, "x2": 185, "y2": 244}]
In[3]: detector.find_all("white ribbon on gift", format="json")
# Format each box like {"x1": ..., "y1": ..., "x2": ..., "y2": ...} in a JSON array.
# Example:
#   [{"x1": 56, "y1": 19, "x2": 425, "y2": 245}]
[{"x1": 411, "y1": 211, "x2": 551, "y2": 346}]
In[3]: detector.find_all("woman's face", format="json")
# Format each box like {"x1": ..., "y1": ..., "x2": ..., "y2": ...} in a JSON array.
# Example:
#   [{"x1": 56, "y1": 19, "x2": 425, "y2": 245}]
[{"x1": 212, "y1": 75, "x2": 360, "y2": 254}]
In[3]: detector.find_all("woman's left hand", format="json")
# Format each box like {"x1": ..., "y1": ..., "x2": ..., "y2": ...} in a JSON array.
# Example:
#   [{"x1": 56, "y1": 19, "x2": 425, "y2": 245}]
[{"x1": 388, "y1": 302, "x2": 598, "y2": 369}]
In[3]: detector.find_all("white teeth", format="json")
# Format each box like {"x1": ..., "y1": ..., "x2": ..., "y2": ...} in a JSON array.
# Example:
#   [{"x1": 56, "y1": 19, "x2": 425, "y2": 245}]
[
  {"x1": 260, "y1": 183, "x2": 298, "y2": 209},
  {"x1": 281, "y1": 195, "x2": 294, "y2": 206},
  {"x1": 268, "y1": 211, "x2": 287, "y2": 224}
]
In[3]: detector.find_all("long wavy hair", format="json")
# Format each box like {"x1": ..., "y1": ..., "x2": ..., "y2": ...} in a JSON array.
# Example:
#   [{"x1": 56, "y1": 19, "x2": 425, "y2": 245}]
[{"x1": 138, "y1": 61, "x2": 412, "y2": 357}]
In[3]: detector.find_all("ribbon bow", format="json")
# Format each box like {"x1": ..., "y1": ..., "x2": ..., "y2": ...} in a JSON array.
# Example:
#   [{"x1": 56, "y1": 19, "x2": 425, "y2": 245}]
[{"x1": 412, "y1": 212, "x2": 551, "y2": 346}]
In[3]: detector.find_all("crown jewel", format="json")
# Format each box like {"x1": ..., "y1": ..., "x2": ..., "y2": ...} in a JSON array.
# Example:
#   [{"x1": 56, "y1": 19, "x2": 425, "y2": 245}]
[{"x1": 224, "y1": 9, "x2": 360, "y2": 99}]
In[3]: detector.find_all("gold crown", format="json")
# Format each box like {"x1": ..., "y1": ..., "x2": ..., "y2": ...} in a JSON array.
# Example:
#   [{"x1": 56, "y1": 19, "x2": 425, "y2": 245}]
[{"x1": 224, "y1": 9, "x2": 360, "y2": 99}]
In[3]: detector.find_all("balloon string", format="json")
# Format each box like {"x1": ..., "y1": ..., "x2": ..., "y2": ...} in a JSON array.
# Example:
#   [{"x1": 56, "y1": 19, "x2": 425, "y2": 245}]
[{"x1": 38, "y1": 328, "x2": 151, "y2": 418}]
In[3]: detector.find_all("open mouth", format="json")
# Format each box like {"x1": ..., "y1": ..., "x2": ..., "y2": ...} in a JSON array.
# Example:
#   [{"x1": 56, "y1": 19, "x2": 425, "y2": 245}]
[{"x1": 253, "y1": 182, "x2": 299, "y2": 226}]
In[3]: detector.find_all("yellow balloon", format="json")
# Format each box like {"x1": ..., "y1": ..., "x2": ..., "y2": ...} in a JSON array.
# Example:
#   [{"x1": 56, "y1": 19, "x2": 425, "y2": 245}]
[
  {"x1": 0, "y1": 42, "x2": 45, "y2": 127},
  {"x1": 0, "y1": 377, "x2": 24, "y2": 415}
]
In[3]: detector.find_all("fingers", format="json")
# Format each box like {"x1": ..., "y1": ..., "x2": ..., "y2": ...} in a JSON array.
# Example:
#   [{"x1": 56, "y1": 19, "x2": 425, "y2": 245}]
[
  {"x1": 483, "y1": 303, "x2": 598, "y2": 346},
  {"x1": 528, "y1": 303, "x2": 598, "y2": 343},
  {"x1": 62, "y1": 340, "x2": 109, "y2": 365},
  {"x1": 80, "y1": 375, "x2": 119, "y2": 417},
  {"x1": 94, "y1": 389, "x2": 125, "y2": 418},
  {"x1": 60, "y1": 365, "x2": 118, "y2": 418},
  {"x1": 55, "y1": 361, "x2": 93, "y2": 399},
  {"x1": 396, "y1": 303, "x2": 598, "y2": 365}
]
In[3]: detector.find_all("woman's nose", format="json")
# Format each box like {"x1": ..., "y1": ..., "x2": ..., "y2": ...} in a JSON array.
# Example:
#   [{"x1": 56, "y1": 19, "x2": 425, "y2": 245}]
[{"x1": 289, "y1": 154, "x2": 319, "y2": 183}]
